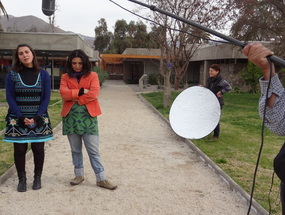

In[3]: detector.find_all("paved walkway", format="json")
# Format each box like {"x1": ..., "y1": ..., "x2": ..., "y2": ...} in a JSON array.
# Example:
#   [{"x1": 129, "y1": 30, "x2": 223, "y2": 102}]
[{"x1": 0, "y1": 80, "x2": 265, "y2": 215}]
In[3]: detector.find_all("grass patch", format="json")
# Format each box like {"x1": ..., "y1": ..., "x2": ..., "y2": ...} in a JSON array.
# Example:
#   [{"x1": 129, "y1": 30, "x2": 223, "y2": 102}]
[{"x1": 142, "y1": 91, "x2": 284, "y2": 214}]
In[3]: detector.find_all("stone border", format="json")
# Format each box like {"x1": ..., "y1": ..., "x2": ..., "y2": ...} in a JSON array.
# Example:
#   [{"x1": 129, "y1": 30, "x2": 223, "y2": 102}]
[
  {"x1": 0, "y1": 121, "x2": 62, "y2": 185},
  {"x1": 138, "y1": 94, "x2": 269, "y2": 215}
]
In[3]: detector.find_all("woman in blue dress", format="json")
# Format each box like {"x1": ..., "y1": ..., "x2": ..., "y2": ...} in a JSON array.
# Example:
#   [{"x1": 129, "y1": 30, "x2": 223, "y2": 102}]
[{"x1": 4, "y1": 44, "x2": 54, "y2": 192}]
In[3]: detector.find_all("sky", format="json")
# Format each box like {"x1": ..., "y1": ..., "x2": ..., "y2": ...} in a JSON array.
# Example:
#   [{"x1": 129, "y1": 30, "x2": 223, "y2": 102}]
[{"x1": 1, "y1": 0, "x2": 145, "y2": 37}]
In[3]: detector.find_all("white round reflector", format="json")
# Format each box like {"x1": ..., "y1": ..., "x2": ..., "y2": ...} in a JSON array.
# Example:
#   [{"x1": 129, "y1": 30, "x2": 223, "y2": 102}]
[{"x1": 169, "y1": 86, "x2": 221, "y2": 139}]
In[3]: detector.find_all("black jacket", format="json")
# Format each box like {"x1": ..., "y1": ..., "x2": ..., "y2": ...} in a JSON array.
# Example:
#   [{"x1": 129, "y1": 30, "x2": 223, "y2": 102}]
[{"x1": 206, "y1": 73, "x2": 232, "y2": 107}]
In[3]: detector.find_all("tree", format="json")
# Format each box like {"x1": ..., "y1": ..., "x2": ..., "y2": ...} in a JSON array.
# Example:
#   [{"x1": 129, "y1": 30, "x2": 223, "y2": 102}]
[
  {"x1": 94, "y1": 18, "x2": 113, "y2": 53},
  {"x1": 0, "y1": 1, "x2": 8, "y2": 32},
  {"x1": 111, "y1": 19, "x2": 131, "y2": 54},
  {"x1": 129, "y1": 20, "x2": 160, "y2": 48},
  {"x1": 133, "y1": 21, "x2": 149, "y2": 48},
  {"x1": 48, "y1": 13, "x2": 56, "y2": 33},
  {"x1": 149, "y1": 0, "x2": 235, "y2": 89},
  {"x1": 104, "y1": 19, "x2": 159, "y2": 54},
  {"x1": 230, "y1": 0, "x2": 285, "y2": 57},
  {"x1": 47, "y1": 2, "x2": 60, "y2": 33},
  {"x1": 145, "y1": 0, "x2": 235, "y2": 106},
  {"x1": 150, "y1": 24, "x2": 173, "y2": 108}
]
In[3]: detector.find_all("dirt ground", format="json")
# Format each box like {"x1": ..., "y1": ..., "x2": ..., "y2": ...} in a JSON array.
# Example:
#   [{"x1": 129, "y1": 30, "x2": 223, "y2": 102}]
[{"x1": 0, "y1": 80, "x2": 257, "y2": 215}]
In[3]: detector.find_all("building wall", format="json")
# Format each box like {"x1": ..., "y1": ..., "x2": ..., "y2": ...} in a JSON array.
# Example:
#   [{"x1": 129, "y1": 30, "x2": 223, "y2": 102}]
[
  {"x1": 123, "y1": 61, "x2": 144, "y2": 84},
  {"x1": 106, "y1": 64, "x2": 123, "y2": 80},
  {"x1": 121, "y1": 44, "x2": 251, "y2": 91},
  {"x1": 0, "y1": 32, "x2": 94, "y2": 57},
  {"x1": 144, "y1": 59, "x2": 159, "y2": 75},
  {"x1": 195, "y1": 59, "x2": 249, "y2": 91},
  {"x1": 182, "y1": 44, "x2": 251, "y2": 91},
  {"x1": 185, "y1": 61, "x2": 201, "y2": 86}
]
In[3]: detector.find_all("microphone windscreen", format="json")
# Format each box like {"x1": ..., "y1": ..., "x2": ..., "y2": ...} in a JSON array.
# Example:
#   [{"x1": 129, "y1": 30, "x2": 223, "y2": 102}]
[{"x1": 42, "y1": 0, "x2": 55, "y2": 16}]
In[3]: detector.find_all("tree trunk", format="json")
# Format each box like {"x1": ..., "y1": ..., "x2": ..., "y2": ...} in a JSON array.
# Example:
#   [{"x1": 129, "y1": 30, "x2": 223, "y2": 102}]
[
  {"x1": 174, "y1": 75, "x2": 181, "y2": 90},
  {"x1": 174, "y1": 61, "x2": 190, "y2": 90},
  {"x1": 163, "y1": 71, "x2": 171, "y2": 108},
  {"x1": 0, "y1": 22, "x2": 4, "y2": 32}
]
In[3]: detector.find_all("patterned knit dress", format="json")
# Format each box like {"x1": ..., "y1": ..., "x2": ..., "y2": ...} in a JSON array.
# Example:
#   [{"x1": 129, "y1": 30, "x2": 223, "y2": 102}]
[{"x1": 4, "y1": 69, "x2": 53, "y2": 143}]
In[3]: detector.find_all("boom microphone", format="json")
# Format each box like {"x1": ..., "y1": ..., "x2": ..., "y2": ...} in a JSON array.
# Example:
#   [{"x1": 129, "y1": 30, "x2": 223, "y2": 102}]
[
  {"x1": 42, "y1": 0, "x2": 55, "y2": 16},
  {"x1": 127, "y1": 0, "x2": 285, "y2": 68}
]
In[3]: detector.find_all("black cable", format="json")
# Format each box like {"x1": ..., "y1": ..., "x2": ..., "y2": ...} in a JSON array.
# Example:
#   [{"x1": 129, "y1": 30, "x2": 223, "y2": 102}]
[
  {"x1": 268, "y1": 172, "x2": 276, "y2": 214},
  {"x1": 247, "y1": 57, "x2": 273, "y2": 215}
]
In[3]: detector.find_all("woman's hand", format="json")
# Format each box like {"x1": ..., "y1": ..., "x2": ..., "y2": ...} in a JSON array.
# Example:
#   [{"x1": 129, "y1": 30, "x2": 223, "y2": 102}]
[
  {"x1": 24, "y1": 118, "x2": 34, "y2": 125},
  {"x1": 216, "y1": 91, "x2": 222, "y2": 98}
]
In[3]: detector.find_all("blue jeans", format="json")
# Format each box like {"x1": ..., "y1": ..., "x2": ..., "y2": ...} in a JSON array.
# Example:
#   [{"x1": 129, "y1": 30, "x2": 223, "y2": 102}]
[{"x1": 67, "y1": 134, "x2": 106, "y2": 182}]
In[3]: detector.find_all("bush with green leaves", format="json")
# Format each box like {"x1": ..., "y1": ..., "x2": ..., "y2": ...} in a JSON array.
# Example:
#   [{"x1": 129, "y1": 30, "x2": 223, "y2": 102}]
[
  {"x1": 148, "y1": 73, "x2": 163, "y2": 85},
  {"x1": 92, "y1": 67, "x2": 109, "y2": 86},
  {"x1": 240, "y1": 62, "x2": 263, "y2": 93}
]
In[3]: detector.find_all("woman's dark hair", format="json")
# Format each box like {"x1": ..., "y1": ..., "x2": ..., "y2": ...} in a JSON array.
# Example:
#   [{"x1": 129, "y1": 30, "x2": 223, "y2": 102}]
[
  {"x1": 210, "y1": 64, "x2": 221, "y2": 73},
  {"x1": 66, "y1": 49, "x2": 91, "y2": 77},
  {"x1": 12, "y1": 44, "x2": 41, "y2": 72}
]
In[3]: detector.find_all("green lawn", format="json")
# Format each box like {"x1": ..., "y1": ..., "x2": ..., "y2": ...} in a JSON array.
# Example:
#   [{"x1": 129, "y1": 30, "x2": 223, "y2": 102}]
[{"x1": 142, "y1": 91, "x2": 284, "y2": 214}]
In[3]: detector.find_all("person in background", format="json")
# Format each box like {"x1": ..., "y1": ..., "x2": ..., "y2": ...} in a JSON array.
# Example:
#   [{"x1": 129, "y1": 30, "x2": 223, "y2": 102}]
[
  {"x1": 243, "y1": 43, "x2": 285, "y2": 214},
  {"x1": 206, "y1": 64, "x2": 232, "y2": 139},
  {"x1": 60, "y1": 49, "x2": 117, "y2": 190},
  {"x1": 4, "y1": 44, "x2": 54, "y2": 192}
]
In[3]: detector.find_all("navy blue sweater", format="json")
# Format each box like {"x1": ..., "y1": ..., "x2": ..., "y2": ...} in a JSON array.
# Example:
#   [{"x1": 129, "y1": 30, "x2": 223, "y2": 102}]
[{"x1": 5, "y1": 69, "x2": 51, "y2": 118}]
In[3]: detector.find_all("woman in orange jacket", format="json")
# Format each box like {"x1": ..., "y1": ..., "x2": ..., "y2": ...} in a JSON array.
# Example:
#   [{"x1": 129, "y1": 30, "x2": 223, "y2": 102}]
[{"x1": 60, "y1": 49, "x2": 117, "y2": 190}]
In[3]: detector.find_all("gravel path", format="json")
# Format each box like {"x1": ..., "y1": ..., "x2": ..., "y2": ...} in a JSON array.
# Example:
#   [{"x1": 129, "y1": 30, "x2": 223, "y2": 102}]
[{"x1": 0, "y1": 80, "x2": 261, "y2": 215}]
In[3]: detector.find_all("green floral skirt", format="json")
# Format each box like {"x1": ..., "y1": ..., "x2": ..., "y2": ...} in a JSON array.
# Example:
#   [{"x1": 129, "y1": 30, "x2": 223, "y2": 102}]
[{"x1": 62, "y1": 103, "x2": 98, "y2": 135}]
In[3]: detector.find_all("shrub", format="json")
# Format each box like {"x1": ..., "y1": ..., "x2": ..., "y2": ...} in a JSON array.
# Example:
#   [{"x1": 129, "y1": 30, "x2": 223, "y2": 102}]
[
  {"x1": 148, "y1": 73, "x2": 163, "y2": 85},
  {"x1": 240, "y1": 62, "x2": 262, "y2": 93},
  {"x1": 92, "y1": 67, "x2": 109, "y2": 86}
]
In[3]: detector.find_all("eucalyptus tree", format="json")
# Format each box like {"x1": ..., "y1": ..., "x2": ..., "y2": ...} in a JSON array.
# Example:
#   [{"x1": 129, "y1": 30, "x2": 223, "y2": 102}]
[
  {"x1": 111, "y1": 19, "x2": 131, "y2": 54},
  {"x1": 94, "y1": 18, "x2": 113, "y2": 53},
  {"x1": 107, "y1": 19, "x2": 159, "y2": 53},
  {"x1": 129, "y1": 20, "x2": 159, "y2": 48}
]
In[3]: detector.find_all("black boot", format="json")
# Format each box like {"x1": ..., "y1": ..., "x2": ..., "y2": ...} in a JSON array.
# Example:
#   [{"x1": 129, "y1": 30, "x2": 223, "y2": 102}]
[
  {"x1": 281, "y1": 182, "x2": 285, "y2": 215},
  {"x1": 32, "y1": 171, "x2": 42, "y2": 190},
  {"x1": 17, "y1": 172, "x2": 27, "y2": 192}
]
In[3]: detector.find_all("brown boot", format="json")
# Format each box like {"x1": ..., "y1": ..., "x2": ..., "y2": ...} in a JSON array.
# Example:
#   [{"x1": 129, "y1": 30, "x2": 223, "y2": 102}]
[
  {"x1": 70, "y1": 176, "x2": 84, "y2": 185},
  {"x1": 96, "y1": 180, "x2": 117, "y2": 190}
]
